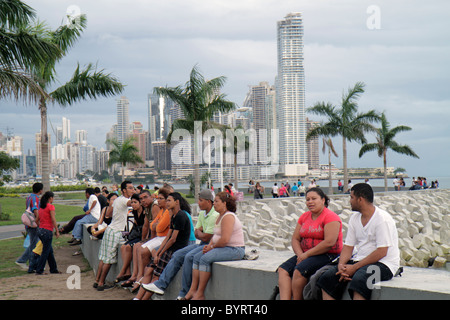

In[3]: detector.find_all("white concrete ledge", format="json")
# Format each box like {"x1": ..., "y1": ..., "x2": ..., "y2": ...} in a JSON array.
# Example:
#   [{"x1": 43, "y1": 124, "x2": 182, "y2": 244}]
[{"x1": 79, "y1": 228, "x2": 450, "y2": 300}]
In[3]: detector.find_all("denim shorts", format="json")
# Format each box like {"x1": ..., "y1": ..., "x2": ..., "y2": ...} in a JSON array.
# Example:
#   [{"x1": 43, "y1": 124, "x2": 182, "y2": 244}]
[
  {"x1": 317, "y1": 261, "x2": 393, "y2": 300},
  {"x1": 278, "y1": 253, "x2": 338, "y2": 278}
]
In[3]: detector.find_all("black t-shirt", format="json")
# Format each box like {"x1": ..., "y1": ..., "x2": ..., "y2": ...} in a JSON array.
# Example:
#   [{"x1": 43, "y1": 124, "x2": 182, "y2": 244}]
[
  {"x1": 168, "y1": 210, "x2": 191, "y2": 252},
  {"x1": 97, "y1": 194, "x2": 108, "y2": 210}
]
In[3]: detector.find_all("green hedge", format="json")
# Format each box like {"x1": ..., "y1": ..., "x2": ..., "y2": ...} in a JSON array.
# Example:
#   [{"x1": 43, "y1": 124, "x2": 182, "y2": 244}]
[{"x1": 0, "y1": 184, "x2": 87, "y2": 194}]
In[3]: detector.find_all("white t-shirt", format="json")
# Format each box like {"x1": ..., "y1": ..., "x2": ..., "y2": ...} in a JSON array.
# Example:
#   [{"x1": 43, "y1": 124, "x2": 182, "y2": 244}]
[
  {"x1": 272, "y1": 185, "x2": 278, "y2": 194},
  {"x1": 108, "y1": 195, "x2": 130, "y2": 232},
  {"x1": 88, "y1": 194, "x2": 101, "y2": 220},
  {"x1": 345, "y1": 206, "x2": 400, "y2": 275}
]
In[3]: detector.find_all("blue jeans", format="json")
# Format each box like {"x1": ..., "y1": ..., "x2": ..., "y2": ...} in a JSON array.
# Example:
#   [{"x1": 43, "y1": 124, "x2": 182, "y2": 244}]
[
  {"x1": 192, "y1": 246, "x2": 245, "y2": 273},
  {"x1": 16, "y1": 226, "x2": 39, "y2": 264},
  {"x1": 72, "y1": 214, "x2": 98, "y2": 240},
  {"x1": 152, "y1": 244, "x2": 200, "y2": 293},
  {"x1": 36, "y1": 228, "x2": 58, "y2": 274}
]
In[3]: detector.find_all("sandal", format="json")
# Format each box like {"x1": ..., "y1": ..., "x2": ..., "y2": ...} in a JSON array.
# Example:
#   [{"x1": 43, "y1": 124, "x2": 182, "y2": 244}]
[
  {"x1": 131, "y1": 277, "x2": 143, "y2": 293},
  {"x1": 115, "y1": 275, "x2": 131, "y2": 283},
  {"x1": 121, "y1": 279, "x2": 135, "y2": 288}
]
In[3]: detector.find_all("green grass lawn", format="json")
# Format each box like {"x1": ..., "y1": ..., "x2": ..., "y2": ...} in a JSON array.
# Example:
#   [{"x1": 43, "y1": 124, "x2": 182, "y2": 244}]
[
  {"x1": 0, "y1": 196, "x2": 84, "y2": 226},
  {"x1": 0, "y1": 235, "x2": 70, "y2": 279}
]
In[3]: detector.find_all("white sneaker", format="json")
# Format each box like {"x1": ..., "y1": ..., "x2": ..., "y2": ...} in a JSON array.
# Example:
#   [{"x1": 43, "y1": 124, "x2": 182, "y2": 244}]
[
  {"x1": 142, "y1": 282, "x2": 164, "y2": 295},
  {"x1": 15, "y1": 261, "x2": 28, "y2": 270}
]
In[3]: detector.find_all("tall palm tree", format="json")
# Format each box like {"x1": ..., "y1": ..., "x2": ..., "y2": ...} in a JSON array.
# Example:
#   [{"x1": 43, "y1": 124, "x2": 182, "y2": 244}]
[
  {"x1": 306, "y1": 82, "x2": 380, "y2": 193},
  {"x1": 29, "y1": 13, "x2": 124, "y2": 191},
  {"x1": 322, "y1": 138, "x2": 338, "y2": 195},
  {"x1": 359, "y1": 112, "x2": 419, "y2": 191},
  {"x1": 154, "y1": 65, "x2": 236, "y2": 200},
  {"x1": 107, "y1": 137, "x2": 144, "y2": 181},
  {"x1": 0, "y1": 0, "x2": 61, "y2": 103}
]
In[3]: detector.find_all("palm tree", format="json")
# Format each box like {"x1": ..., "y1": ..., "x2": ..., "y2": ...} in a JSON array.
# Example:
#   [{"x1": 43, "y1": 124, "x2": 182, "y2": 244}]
[
  {"x1": 29, "y1": 13, "x2": 124, "y2": 191},
  {"x1": 359, "y1": 112, "x2": 419, "y2": 191},
  {"x1": 306, "y1": 82, "x2": 380, "y2": 193},
  {"x1": 0, "y1": 0, "x2": 61, "y2": 103},
  {"x1": 107, "y1": 137, "x2": 144, "y2": 181},
  {"x1": 322, "y1": 138, "x2": 338, "y2": 195},
  {"x1": 154, "y1": 65, "x2": 236, "y2": 200}
]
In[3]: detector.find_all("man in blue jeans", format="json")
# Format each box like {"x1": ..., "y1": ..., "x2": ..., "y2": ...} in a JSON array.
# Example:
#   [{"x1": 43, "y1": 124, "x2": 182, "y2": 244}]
[
  {"x1": 15, "y1": 182, "x2": 43, "y2": 269},
  {"x1": 143, "y1": 189, "x2": 219, "y2": 299}
]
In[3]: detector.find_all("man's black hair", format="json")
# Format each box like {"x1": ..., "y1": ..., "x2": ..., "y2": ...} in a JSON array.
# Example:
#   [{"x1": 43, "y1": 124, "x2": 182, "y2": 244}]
[{"x1": 351, "y1": 183, "x2": 374, "y2": 203}]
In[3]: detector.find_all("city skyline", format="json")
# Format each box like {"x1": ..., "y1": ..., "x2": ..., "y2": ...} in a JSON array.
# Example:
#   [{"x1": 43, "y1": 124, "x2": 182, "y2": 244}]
[{"x1": 1, "y1": 0, "x2": 449, "y2": 179}]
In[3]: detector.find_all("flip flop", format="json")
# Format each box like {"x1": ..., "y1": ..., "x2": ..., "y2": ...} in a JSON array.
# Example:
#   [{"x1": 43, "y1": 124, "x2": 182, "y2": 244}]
[
  {"x1": 121, "y1": 279, "x2": 135, "y2": 288},
  {"x1": 115, "y1": 275, "x2": 131, "y2": 283}
]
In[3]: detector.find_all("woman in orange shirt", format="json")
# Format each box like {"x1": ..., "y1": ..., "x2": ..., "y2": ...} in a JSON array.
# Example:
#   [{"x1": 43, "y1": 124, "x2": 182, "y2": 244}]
[{"x1": 128, "y1": 188, "x2": 171, "y2": 292}]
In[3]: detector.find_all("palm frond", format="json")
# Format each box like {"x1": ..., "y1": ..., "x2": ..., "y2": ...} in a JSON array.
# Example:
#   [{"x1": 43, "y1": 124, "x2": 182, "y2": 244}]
[
  {"x1": 0, "y1": 66, "x2": 48, "y2": 103},
  {"x1": 51, "y1": 14, "x2": 87, "y2": 54},
  {"x1": 358, "y1": 143, "x2": 380, "y2": 158},
  {"x1": 50, "y1": 63, "x2": 124, "y2": 106},
  {"x1": 0, "y1": 0, "x2": 35, "y2": 29}
]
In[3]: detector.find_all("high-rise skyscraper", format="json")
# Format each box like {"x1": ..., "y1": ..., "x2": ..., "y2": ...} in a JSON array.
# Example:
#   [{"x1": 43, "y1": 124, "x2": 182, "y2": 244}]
[
  {"x1": 276, "y1": 12, "x2": 308, "y2": 176},
  {"x1": 147, "y1": 90, "x2": 176, "y2": 160},
  {"x1": 116, "y1": 96, "x2": 129, "y2": 144}
]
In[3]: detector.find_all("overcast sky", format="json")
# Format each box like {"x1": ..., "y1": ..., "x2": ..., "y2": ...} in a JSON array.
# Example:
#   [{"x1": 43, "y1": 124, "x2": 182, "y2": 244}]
[{"x1": 1, "y1": 0, "x2": 449, "y2": 179}]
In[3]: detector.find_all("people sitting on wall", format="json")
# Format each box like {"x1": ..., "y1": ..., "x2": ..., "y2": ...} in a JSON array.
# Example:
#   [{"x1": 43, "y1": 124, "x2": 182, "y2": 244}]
[{"x1": 277, "y1": 187, "x2": 343, "y2": 300}]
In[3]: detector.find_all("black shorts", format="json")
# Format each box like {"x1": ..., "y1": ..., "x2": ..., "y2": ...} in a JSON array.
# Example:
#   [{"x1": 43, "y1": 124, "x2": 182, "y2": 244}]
[
  {"x1": 278, "y1": 253, "x2": 338, "y2": 278},
  {"x1": 317, "y1": 261, "x2": 393, "y2": 300}
]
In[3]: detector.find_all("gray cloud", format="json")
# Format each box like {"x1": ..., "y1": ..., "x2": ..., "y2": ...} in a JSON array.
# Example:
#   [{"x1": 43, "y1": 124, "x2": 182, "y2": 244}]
[{"x1": 1, "y1": 0, "x2": 449, "y2": 178}]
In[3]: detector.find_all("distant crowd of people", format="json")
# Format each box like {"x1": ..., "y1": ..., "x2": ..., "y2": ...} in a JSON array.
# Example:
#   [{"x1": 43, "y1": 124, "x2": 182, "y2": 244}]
[{"x1": 408, "y1": 176, "x2": 439, "y2": 190}]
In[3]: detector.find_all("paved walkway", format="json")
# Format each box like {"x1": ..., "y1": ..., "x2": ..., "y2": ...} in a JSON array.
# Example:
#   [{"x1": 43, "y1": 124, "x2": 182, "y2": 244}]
[{"x1": 0, "y1": 224, "x2": 26, "y2": 240}]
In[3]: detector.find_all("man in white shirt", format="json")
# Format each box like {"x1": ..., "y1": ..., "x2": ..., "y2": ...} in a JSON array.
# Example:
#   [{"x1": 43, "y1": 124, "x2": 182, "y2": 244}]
[
  {"x1": 96, "y1": 180, "x2": 135, "y2": 290},
  {"x1": 317, "y1": 183, "x2": 400, "y2": 300},
  {"x1": 272, "y1": 183, "x2": 279, "y2": 198},
  {"x1": 71, "y1": 188, "x2": 102, "y2": 245}
]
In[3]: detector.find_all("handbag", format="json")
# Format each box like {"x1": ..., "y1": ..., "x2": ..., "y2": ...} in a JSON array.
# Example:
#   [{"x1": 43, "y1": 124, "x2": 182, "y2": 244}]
[
  {"x1": 122, "y1": 214, "x2": 142, "y2": 241},
  {"x1": 22, "y1": 195, "x2": 38, "y2": 228},
  {"x1": 21, "y1": 209, "x2": 37, "y2": 228}
]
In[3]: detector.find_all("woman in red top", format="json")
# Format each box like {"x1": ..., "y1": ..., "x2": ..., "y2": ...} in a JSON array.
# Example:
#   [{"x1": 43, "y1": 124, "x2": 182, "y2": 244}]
[
  {"x1": 35, "y1": 191, "x2": 60, "y2": 275},
  {"x1": 277, "y1": 187, "x2": 343, "y2": 300}
]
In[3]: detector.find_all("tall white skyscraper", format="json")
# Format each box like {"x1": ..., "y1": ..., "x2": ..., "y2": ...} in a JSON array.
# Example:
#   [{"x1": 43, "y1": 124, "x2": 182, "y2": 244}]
[
  {"x1": 62, "y1": 117, "x2": 70, "y2": 144},
  {"x1": 116, "y1": 96, "x2": 130, "y2": 144},
  {"x1": 75, "y1": 130, "x2": 88, "y2": 145},
  {"x1": 276, "y1": 12, "x2": 308, "y2": 176}
]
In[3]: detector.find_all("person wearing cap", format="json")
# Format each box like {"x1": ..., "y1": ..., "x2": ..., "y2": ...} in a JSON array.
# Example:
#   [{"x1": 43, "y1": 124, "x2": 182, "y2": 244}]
[{"x1": 142, "y1": 189, "x2": 219, "y2": 299}]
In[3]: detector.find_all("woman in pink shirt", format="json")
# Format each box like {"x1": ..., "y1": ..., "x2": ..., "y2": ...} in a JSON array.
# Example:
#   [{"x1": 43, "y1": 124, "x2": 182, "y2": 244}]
[
  {"x1": 277, "y1": 187, "x2": 343, "y2": 299},
  {"x1": 35, "y1": 191, "x2": 60, "y2": 275},
  {"x1": 185, "y1": 192, "x2": 245, "y2": 300}
]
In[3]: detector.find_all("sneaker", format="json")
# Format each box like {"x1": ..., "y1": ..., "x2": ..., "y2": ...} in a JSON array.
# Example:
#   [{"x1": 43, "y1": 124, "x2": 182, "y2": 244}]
[
  {"x1": 15, "y1": 261, "x2": 28, "y2": 270},
  {"x1": 70, "y1": 239, "x2": 82, "y2": 246},
  {"x1": 142, "y1": 282, "x2": 164, "y2": 295}
]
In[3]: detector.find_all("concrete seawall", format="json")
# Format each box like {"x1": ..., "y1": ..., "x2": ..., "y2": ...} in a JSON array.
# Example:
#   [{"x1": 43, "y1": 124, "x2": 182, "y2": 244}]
[{"x1": 79, "y1": 188, "x2": 450, "y2": 300}]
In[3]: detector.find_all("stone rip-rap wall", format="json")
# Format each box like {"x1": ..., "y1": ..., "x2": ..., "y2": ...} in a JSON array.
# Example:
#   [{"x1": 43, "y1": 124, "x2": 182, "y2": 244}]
[{"x1": 234, "y1": 189, "x2": 450, "y2": 268}]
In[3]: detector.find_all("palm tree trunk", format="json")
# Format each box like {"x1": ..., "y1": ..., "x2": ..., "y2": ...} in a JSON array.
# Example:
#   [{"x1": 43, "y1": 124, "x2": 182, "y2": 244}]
[
  {"x1": 40, "y1": 98, "x2": 50, "y2": 192},
  {"x1": 328, "y1": 147, "x2": 333, "y2": 195},
  {"x1": 383, "y1": 149, "x2": 388, "y2": 192},
  {"x1": 194, "y1": 163, "x2": 200, "y2": 202},
  {"x1": 342, "y1": 136, "x2": 348, "y2": 193},
  {"x1": 234, "y1": 153, "x2": 238, "y2": 193},
  {"x1": 121, "y1": 164, "x2": 126, "y2": 182}
]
